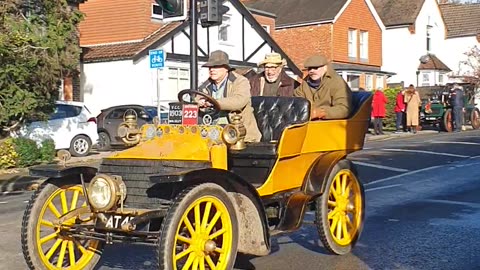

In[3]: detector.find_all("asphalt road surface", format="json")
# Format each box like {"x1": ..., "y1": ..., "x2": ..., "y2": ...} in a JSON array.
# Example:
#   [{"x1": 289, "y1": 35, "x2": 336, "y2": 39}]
[{"x1": 1, "y1": 130, "x2": 480, "y2": 269}]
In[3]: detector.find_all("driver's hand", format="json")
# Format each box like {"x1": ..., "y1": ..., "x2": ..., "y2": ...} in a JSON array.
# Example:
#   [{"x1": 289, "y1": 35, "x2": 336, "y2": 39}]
[{"x1": 198, "y1": 98, "x2": 213, "y2": 108}]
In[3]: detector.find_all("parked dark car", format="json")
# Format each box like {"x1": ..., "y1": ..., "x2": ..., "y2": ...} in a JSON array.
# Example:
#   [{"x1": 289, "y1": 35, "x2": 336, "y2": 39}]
[{"x1": 96, "y1": 104, "x2": 168, "y2": 150}]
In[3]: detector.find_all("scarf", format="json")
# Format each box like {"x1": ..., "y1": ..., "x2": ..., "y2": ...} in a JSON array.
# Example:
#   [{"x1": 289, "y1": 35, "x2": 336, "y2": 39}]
[{"x1": 307, "y1": 78, "x2": 321, "y2": 89}]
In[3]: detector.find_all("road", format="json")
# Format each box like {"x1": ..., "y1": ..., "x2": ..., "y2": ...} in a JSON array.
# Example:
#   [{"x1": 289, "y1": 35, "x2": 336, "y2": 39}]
[{"x1": 1, "y1": 131, "x2": 480, "y2": 269}]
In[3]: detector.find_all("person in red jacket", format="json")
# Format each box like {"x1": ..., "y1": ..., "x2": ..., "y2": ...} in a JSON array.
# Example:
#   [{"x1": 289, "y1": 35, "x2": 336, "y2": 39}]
[
  {"x1": 394, "y1": 89, "x2": 407, "y2": 133},
  {"x1": 371, "y1": 87, "x2": 388, "y2": 135}
]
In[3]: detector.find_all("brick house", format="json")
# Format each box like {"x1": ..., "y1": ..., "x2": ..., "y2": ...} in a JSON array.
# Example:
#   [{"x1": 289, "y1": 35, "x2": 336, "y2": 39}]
[
  {"x1": 243, "y1": 0, "x2": 394, "y2": 91},
  {"x1": 77, "y1": 0, "x2": 300, "y2": 115}
]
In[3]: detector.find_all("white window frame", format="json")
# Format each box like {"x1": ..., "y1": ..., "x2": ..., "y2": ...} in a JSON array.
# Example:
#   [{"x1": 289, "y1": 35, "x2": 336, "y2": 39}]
[
  {"x1": 151, "y1": 3, "x2": 163, "y2": 19},
  {"x1": 168, "y1": 67, "x2": 190, "y2": 93},
  {"x1": 376, "y1": 75, "x2": 384, "y2": 89},
  {"x1": 359, "y1": 31, "x2": 368, "y2": 60},
  {"x1": 422, "y1": 72, "x2": 431, "y2": 86},
  {"x1": 262, "y1": 25, "x2": 270, "y2": 33},
  {"x1": 348, "y1": 29, "x2": 357, "y2": 58},
  {"x1": 218, "y1": 14, "x2": 232, "y2": 44},
  {"x1": 366, "y1": 74, "x2": 373, "y2": 90}
]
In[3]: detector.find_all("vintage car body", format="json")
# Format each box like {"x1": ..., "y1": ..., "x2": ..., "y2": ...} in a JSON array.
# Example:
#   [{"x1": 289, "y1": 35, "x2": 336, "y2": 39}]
[
  {"x1": 420, "y1": 83, "x2": 480, "y2": 132},
  {"x1": 21, "y1": 91, "x2": 372, "y2": 270}
]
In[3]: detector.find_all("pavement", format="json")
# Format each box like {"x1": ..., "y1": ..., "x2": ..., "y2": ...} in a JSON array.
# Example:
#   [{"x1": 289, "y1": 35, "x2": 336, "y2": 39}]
[{"x1": 0, "y1": 128, "x2": 445, "y2": 194}]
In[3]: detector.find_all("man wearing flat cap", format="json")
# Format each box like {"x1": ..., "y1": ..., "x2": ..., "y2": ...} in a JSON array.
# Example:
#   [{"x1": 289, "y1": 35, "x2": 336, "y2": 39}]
[
  {"x1": 249, "y1": 52, "x2": 299, "y2": 96},
  {"x1": 294, "y1": 54, "x2": 352, "y2": 120},
  {"x1": 199, "y1": 50, "x2": 261, "y2": 142},
  {"x1": 449, "y1": 83, "x2": 465, "y2": 132}
]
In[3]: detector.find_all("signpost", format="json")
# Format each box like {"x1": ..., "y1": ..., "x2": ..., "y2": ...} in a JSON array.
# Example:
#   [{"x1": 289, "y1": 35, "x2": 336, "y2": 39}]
[{"x1": 150, "y1": 49, "x2": 166, "y2": 122}]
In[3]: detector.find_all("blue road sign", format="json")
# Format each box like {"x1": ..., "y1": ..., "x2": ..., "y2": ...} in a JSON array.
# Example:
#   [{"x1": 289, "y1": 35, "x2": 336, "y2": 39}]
[{"x1": 149, "y1": 49, "x2": 165, "y2": 69}]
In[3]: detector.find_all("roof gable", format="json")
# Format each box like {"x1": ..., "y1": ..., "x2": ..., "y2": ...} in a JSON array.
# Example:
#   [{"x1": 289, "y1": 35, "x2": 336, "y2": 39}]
[
  {"x1": 82, "y1": 0, "x2": 302, "y2": 76},
  {"x1": 371, "y1": 0, "x2": 425, "y2": 27},
  {"x1": 244, "y1": 0, "x2": 348, "y2": 28},
  {"x1": 418, "y1": 54, "x2": 451, "y2": 71},
  {"x1": 440, "y1": 3, "x2": 480, "y2": 38}
]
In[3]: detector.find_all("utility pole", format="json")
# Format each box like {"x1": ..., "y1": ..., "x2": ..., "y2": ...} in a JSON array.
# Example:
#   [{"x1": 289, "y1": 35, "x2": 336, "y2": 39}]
[{"x1": 189, "y1": 0, "x2": 198, "y2": 90}]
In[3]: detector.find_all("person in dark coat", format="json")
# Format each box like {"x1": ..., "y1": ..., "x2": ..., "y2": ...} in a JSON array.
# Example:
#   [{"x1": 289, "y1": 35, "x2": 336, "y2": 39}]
[
  {"x1": 449, "y1": 83, "x2": 465, "y2": 132},
  {"x1": 371, "y1": 87, "x2": 388, "y2": 135},
  {"x1": 249, "y1": 52, "x2": 299, "y2": 97}
]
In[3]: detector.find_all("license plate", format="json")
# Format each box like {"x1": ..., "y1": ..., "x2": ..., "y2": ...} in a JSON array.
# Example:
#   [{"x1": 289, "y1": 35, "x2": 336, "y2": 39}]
[{"x1": 96, "y1": 213, "x2": 136, "y2": 230}]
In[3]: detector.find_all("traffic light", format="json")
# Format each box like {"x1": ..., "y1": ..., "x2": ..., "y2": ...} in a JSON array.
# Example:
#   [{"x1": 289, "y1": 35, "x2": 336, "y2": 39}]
[
  {"x1": 156, "y1": 0, "x2": 185, "y2": 20},
  {"x1": 199, "y1": 0, "x2": 230, "y2": 28}
]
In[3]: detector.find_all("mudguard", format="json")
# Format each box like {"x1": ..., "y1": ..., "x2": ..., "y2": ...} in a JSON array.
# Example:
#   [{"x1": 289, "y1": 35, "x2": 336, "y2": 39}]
[{"x1": 29, "y1": 164, "x2": 98, "y2": 178}]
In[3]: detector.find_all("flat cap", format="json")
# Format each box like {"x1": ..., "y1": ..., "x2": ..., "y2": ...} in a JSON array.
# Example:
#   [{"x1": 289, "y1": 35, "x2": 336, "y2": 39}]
[{"x1": 303, "y1": 54, "x2": 329, "y2": 68}]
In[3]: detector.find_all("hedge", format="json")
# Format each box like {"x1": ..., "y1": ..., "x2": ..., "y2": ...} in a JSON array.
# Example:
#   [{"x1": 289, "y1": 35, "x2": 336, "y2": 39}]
[{"x1": 0, "y1": 137, "x2": 56, "y2": 169}]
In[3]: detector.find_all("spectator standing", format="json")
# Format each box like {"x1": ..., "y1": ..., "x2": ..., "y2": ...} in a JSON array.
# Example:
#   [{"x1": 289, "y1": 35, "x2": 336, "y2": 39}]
[
  {"x1": 404, "y1": 84, "x2": 421, "y2": 134},
  {"x1": 394, "y1": 89, "x2": 406, "y2": 133},
  {"x1": 449, "y1": 83, "x2": 465, "y2": 132},
  {"x1": 371, "y1": 88, "x2": 388, "y2": 135}
]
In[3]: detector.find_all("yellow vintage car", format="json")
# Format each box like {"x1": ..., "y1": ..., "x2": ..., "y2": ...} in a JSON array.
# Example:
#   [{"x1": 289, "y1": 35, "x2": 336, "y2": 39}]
[{"x1": 21, "y1": 90, "x2": 372, "y2": 270}]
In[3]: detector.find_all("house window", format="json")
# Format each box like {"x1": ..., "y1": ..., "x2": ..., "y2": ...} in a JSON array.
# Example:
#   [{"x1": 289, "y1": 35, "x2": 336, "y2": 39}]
[
  {"x1": 262, "y1": 25, "x2": 270, "y2": 33},
  {"x1": 347, "y1": 74, "x2": 360, "y2": 90},
  {"x1": 168, "y1": 67, "x2": 190, "y2": 93},
  {"x1": 359, "y1": 31, "x2": 368, "y2": 60},
  {"x1": 152, "y1": 3, "x2": 163, "y2": 19},
  {"x1": 422, "y1": 72, "x2": 430, "y2": 86},
  {"x1": 376, "y1": 75, "x2": 384, "y2": 89},
  {"x1": 348, "y1": 29, "x2": 357, "y2": 58},
  {"x1": 219, "y1": 15, "x2": 231, "y2": 43},
  {"x1": 366, "y1": 74, "x2": 373, "y2": 90},
  {"x1": 438, "y1": 73, "x2": 444, "y2": 84}
]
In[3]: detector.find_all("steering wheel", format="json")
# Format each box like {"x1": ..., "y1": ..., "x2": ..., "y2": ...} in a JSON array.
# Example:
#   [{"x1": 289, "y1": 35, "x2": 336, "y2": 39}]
[{"x1": 177, "y1": 89, "x2": 221, "y2": 116}]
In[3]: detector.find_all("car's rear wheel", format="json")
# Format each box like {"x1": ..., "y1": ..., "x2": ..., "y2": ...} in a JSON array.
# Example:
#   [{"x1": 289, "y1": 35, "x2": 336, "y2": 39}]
[
  {"x1": 315, "y1": 159, "x2": 364, "y2": 255},
  {"x1": 471, "y1": 108, "x2": 480, "y2": 129},
  {"x1": 96, "y1": 132, "x2": 111, "y2": 151},
  {"x1": 158, "y1": 183, "x2": 238, "y2": 270},
  {"x1": 22, "y1": 178, "x2": 103, "y2": 269},
  {"x1": 69, "y1": 135, "x2": 91, "y2": 157}
]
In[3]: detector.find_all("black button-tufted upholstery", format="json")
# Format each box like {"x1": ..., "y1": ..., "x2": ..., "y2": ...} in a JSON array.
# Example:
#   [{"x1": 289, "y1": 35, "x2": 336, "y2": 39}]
[
  {"x1": 349, "y1": 92, "x2": 372, "y2": 118},
  {"x1": 251, "y1": 96, "x2": 311, "y2": 142}
]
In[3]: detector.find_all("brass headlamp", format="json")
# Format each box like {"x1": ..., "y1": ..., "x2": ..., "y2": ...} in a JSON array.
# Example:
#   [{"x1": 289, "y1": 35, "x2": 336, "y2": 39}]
[
  {"x1": 222, "y1": 114, "x2": 246, "y2": 150},
  {"x1": 117, "y1": 110, "x2": 141, "y2": 146}
]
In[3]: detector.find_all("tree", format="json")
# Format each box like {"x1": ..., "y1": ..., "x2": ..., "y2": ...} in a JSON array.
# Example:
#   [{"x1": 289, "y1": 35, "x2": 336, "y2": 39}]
[
  {"x1": 0, "y1": 0, "x2": 83, "y2": 135},
  {"x1": 463, "y1": 45, "x2": 480, "y2": 88}
]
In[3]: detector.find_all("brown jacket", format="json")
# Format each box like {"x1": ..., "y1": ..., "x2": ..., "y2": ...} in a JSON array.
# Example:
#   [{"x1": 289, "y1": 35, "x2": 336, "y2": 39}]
[
  {"x1": 200, "y1": 71, "x2": 262, "y2": 142},
  {"x1": 294, "y1": 65, "x2": 352, "y2": 119},
  {"x1": 404, "y1": 90, "x2": 421, "y2": 126},
  {"x1": 249, "y1": 70, "x2": 299, "y2": 96}
]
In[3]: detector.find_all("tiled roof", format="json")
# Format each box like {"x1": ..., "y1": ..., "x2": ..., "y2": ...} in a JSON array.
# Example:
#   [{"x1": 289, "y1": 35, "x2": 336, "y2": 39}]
[
  {"x1": 417, "y1": 54, "x2": 451, "y2": 71},
  {"x1": 243, "y1": 0, "x2": 347, "y2": 28},
  {"x1": 371, "y1": 0, "x2": 425, "y2": 27},
  {"x1": 439, "y1": 3, "x2": 480, "y2": 38},
  {"x1": 82, "y1": 22, "x2": 183, "y2": 63}
]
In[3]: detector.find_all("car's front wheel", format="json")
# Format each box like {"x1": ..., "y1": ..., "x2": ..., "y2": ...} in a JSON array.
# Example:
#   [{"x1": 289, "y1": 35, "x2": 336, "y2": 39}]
[
  {"x1": 315, "y1": 159, "x2": 364, "y2": 255},
  {"x1": 158, "y1": 183, "x2": 239, "y2": 270},
  {"x1": 22, "y1": 178, "x2": 103, "y2": 269},
  {"x1": 69, "y1": 135, "x2": 91, "y2": 157}
]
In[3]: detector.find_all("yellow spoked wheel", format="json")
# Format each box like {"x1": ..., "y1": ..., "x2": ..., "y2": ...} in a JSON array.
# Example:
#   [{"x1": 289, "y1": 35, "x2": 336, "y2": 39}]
[
  {"x1": 315, "y1": 159, "x2": 364, "y2": 255},
  {"x1": 158, "y1": 183, "x2": 238, "y2": 270},
  {"x1": 21, "y1": 179, "x2": 103, "y2": 270}
]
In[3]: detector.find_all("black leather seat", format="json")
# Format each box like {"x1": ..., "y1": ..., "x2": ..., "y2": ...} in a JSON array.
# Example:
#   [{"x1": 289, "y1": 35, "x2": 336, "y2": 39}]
[
  {"x1": 349, "y1": 91, "x2": 372, "y2": 118},
  {"x1": 251, "y1": 96, "x2": 311, "y2": 142}
]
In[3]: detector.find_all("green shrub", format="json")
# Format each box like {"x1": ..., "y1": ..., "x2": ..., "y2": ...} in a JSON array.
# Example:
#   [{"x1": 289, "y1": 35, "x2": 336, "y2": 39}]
[
  {"x1": 0, "y1": 138, "x2": 18, "y2": 169},
  {"x1": 40, "y1": 139, "x2": 56, "y2": 163},
  {"x1": 13, "y1": 137, "x2": 41, "y2": 167},
  {"x1": 383, "y1": 87, "x2": 403, "y2": 129}
]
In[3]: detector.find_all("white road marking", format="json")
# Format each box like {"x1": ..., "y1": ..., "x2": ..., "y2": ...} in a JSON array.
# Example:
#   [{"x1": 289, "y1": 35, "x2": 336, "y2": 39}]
[
  {"x1": 365, "y1": 165, "x2": 443, "y2": 186},
  {"x1": 382, "y1": 148, "x2": 469, "y2": 158},
  {"x1": 353, "y1": 161, "x2": 409, "y2": 172},
  {"x1": 365, "y1": 184, "x2": 402, "y2": 192},
  {"x1": 430, "y1": 141, "x2": 480, "y2": 146},
  {"x1": 0, "y1": 201, "x2": 7, "y2": 204},
  {"x1": 421, "y1": 199, "x2": 480, "y2": 208}
]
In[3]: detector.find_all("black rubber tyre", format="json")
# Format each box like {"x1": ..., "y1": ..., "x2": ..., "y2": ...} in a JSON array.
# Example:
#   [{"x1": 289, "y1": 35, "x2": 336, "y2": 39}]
[
  {"x1": 315, "y1": 159, "x2": 365, "y2": 255},
  {"x1": 21, "y1": 178, "x2": 103, "y2": 270},
  {"x1": 158, "y1": 183, "x2": 238, "y2": 270},
  {"x1": 471, "y1": 108, "x2": 480, "y2": 130},
  {"x1": 440, "y1": 109, "x2": 453, "y2": 132},
  {"x1": 96, "y1": 131, "x2": 111, "y2": 151},
  {"x1": 69, "y1": 135, "x2": 92, "y2": 157}
]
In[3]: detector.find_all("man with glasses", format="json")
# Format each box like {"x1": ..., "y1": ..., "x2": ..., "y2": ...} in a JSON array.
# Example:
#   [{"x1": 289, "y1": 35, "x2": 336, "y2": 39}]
[
  {"x1": 294, "y1": 54, "x2": 352, "y2": 120},
  {"x1": 250, "y1": 52, "x2": 299, "y2": 96}
]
